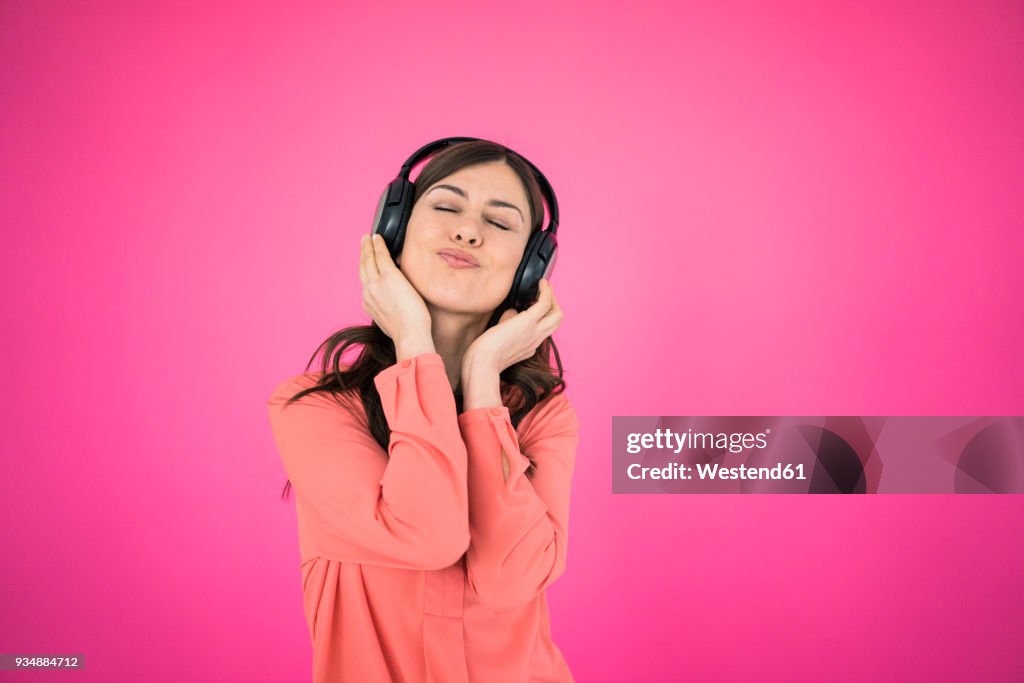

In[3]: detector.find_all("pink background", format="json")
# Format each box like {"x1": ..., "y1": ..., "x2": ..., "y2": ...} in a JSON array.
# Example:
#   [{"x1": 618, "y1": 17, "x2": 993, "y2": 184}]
[{"x1": 2, "y1": 1, "x2": 1022, "y2": 681}]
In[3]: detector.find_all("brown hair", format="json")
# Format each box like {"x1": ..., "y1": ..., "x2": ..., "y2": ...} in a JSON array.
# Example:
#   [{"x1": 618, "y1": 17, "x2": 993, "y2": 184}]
[{"x1": 279, "y1": 140, "x2": 565, "y2": 500}]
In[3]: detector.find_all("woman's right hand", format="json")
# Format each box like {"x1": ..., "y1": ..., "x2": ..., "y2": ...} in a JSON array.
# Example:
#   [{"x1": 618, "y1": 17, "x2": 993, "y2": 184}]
[{"x1": 359, "y1": 233, "x2": 432, "y2": 344}]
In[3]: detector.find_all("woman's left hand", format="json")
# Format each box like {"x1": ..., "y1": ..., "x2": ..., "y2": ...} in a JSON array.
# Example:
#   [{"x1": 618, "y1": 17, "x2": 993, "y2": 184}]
[{"x1": 464, "y1": 279, "x2": 563, "y2": 374}]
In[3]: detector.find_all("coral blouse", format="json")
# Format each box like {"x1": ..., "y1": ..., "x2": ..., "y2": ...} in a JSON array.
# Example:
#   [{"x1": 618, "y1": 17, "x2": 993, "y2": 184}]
[{"x1": 266, "y1": 352, "x2": 580, "y2": 682}]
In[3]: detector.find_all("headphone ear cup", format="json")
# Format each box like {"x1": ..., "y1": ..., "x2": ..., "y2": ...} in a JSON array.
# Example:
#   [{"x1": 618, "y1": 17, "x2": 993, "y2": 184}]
[
  {"x1": 372, "y1": 178, "x2": 415, "y2": 262},
  {"x1": 509, "y1": 231, "x2": 558, "y2": 311}
]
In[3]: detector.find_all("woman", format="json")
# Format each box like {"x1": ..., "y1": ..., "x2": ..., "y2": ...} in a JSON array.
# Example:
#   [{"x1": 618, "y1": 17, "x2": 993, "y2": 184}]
[{"x1": 266, "y1": 139, "x2": 580, "y2": 682}]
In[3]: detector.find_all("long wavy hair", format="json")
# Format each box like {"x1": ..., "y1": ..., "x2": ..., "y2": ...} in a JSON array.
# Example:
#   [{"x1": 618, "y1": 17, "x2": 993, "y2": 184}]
[{"x1": 280, "y1": 140, "x2": 566, "y2": 500}]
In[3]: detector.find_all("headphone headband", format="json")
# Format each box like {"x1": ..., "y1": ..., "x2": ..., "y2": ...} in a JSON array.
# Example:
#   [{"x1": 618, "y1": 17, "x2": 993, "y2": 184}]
[{"x1": 397, "y1": 136, "x2": 559, "y2": 235}]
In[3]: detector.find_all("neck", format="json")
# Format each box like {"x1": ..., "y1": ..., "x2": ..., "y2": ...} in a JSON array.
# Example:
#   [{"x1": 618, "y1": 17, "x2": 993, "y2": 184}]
[{"x1": 426, "y1": 305, "x2": 491, "y2": 393}]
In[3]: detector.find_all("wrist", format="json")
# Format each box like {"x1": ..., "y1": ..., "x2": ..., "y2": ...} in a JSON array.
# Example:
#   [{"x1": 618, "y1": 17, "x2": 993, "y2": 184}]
[
  {"x1": 460, "y1": 351, "x2": 502, "y2": 412},
  {"x1": 395, "y1": 334, "x2": 435, "y2": 361},
  {"x1": 461, "y1": 349, "x2": 498, "y2": 380}
]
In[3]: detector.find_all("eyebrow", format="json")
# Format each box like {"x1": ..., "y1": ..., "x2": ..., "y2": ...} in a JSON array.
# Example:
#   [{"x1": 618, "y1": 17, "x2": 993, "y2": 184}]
[{"x1": 426, "y1": 184, "x2": 525, "y2": 223}]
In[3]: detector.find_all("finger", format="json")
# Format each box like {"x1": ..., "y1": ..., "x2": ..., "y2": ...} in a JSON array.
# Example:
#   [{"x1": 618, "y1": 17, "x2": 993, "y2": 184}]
[
  {"x1": 359, "y1": 234, "x2": 372, "y2": 283},
  {"x1": 522, "y1": 279, "x2": 550, "y2": 318},
  {"x1": 546, "y1": 283, "x2": 559, "y2": 312},
  {"x1": 537, "y1": 288, "x2": 562, "y2": 328},
  {"x1": 371, "y1": 234, "x2": 395, "y2": 272},
  {"x1": 364, "y1": 233, "x2": 380, "y2": 278},
  {"x1": 533, "y1": 279, "x2": 555, "y2": 317},
  {"x1": 537, "y1": 302, "x2": 563, "y2": 332},
  {"x1": 540, "y1": 289, "x2": 560, "y2": 318}
]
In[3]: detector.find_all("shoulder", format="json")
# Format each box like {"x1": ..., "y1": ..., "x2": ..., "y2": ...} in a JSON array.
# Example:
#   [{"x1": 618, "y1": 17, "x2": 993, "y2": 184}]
[
  {"x1": 267, "y1": 371, "x2": 324, "y2": 405},
  {"x1": 267, "y1": 370, "x2": 363, "y2": 418},
  {"x1": 517, "y1": 390, "x2": 579, "y2": 445}
]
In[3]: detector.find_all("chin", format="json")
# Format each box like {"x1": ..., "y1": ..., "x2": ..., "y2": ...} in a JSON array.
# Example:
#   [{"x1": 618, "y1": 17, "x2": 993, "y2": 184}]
[
  {"x1": 410, "y1": 267, "x2": 508, "y2": 313},
  {"x1": 423, "y1": 289, "x2": 498, "y2": 316},
  {"x1": 427, "y1": 296, "x2": 487, "y2": 315}
]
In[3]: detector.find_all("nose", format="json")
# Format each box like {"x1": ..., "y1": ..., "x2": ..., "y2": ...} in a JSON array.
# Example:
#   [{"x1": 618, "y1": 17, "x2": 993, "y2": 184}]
[{"x1": 451, "y1": 218, "x2": 481, "y2": 246}]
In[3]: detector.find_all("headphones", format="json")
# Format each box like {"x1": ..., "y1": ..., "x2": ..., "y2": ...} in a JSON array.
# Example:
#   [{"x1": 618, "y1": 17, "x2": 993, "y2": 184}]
[{"x1": 371, "y1": 136, "x2": 559, "y2": 327}]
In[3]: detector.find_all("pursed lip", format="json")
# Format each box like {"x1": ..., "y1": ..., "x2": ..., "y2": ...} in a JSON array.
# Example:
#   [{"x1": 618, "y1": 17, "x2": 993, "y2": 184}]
[{"x1": 436, "y1": 249, "x2": 480, "y2": 267}]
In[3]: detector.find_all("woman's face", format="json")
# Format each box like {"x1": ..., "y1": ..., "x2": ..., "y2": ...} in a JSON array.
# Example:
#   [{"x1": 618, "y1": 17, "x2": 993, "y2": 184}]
[{"x1": 399, "y1": 161, "x2": 532, "y2": 316}]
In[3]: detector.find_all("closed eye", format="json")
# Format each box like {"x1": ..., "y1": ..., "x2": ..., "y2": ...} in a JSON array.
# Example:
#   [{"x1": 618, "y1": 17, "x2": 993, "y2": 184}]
[{"x1": 434, "y1": 206, "x2": 510, "y2": 231}]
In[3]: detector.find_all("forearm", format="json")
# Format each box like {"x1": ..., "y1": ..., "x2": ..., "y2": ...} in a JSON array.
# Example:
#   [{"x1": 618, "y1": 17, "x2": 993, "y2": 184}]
[
  {"x1": 460, "y1": 352, "x2": 510, "y2": 480},
  {"x1": 267, "y1": 353, "x2": 471, "y2": 569},
  {"x1": 456, "y1": 393, "x2": 580, "y2": 610}
]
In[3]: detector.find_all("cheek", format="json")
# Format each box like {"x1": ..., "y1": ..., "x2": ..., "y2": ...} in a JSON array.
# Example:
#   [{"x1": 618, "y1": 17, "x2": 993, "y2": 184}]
[
  {"x1": 503, "y1": 243, "x2": 528, "y2": 272},
  {"x1": 489, "y1": 254, "x2": 524, "y2": 289},
  {"x1": 397, "y1": 219, "x2": 429, "y2": 266}
]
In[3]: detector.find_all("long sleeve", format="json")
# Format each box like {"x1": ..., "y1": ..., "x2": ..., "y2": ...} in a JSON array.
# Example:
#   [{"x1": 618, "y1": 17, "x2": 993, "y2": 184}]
[
  {"x1": 457, "y1": 391, "x2": 580, "y2": 610},
  {"x1": 266, "y1": 352, "x2": 470, "y2": 570}
]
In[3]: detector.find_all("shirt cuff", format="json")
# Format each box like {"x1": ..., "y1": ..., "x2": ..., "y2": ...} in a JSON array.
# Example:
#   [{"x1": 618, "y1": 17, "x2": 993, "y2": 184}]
[
  {"x1": 458, "y1": 405, "x2": 509, "y2": 427},
  {"x1": 373, "y1": 352, "x2": 445, "y2": 389},
  {"x1": 459, "y1": 406, "x2": 532, "y2": 489}
]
